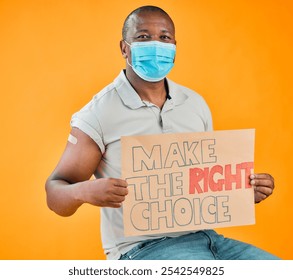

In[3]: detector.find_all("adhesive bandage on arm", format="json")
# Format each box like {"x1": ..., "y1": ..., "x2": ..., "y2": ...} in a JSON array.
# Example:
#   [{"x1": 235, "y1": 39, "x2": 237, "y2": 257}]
[{"x1": 68, "y1": 134, "x2": 78, "y2": 145}]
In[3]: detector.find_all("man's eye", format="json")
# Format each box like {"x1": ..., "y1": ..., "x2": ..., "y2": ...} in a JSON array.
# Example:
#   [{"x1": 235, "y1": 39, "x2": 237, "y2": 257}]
[
  {"x1": 137, "y1": 35, "x2": 150, "y2": 39},
  {"x1": 160, "y1": 35, "x2": 171, "y2": 40}
]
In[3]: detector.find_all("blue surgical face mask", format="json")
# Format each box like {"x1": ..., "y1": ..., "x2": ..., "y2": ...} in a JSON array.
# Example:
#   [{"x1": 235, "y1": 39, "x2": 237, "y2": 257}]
[{"x1": 125, "y1": 40, "x2": 176, "y2": 82}]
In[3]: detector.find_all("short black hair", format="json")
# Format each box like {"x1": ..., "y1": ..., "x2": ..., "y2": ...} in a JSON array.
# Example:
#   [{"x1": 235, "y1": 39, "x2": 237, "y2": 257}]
[{"x1": 122, "y1": 5, "x2": 174, "y2": 40}]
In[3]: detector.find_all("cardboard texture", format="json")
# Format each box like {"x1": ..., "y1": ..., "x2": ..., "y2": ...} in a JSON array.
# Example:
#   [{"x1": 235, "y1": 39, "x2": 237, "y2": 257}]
[{"x1": 121, "y1": 129, "x2": 255, "y2": 237}]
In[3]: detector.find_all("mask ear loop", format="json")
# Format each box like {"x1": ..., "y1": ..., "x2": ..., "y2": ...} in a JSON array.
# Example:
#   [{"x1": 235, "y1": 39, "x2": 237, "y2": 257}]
[
  {"x1": 124, "y1": 40, "x2": 131, "y2": 47},
  {"x1": 126, "y1": 58, "x2": 133, "y2": 68},
  {"x1": 124, "y1": 40, "x2": 133, "y2": 68}
]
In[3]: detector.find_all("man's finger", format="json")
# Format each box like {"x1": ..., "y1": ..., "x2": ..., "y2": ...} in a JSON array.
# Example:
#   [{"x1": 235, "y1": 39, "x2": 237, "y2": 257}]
[
  {"x1": 113, "y1": 178, "x2": 128, "y2": 187},
  {"x1": 113, "y1": 186, "x2": 129, "y2": 196},
  {"x1": 250, "y1": 173, "x2": 274, "y2": 180},
  {"x1": 255, "y1": 186, "x2": 273, "y2": 196},
  {"x1": 251, "y1": 178, "x2": 274, "y2": 187}
]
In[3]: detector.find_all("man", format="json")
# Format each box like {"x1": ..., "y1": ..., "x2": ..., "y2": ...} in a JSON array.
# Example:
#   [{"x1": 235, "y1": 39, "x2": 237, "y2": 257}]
[{"x1": 46, "y1": 5, "x2": 279, "y2": 260}]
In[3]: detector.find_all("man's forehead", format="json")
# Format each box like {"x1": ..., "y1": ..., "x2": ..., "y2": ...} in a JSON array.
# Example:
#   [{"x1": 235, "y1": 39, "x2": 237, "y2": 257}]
[{"x1": 128, "y1": 11, "x2": 174, "y2": 32}]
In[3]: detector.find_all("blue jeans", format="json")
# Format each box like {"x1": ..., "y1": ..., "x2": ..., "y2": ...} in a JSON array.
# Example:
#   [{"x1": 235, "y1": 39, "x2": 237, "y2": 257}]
[{"x1": 119, "y1": 230, "x2": 280, "y2": 260}]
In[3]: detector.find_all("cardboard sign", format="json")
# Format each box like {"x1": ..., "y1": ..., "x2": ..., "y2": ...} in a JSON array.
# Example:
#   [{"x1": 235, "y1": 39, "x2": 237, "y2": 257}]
[{"x1": 121, "y1": 129, "x2": 255, "y2": 237}]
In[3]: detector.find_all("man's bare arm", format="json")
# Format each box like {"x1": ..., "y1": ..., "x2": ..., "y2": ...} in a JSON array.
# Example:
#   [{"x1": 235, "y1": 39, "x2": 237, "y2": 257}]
[{"x1": 45, "y1": 128, "x2": 128, "y2": 217}]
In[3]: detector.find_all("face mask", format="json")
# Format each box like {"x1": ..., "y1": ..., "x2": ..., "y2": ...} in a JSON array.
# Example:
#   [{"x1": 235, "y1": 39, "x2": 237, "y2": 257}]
[{"x1": 125, "y1": 40, "x2": 176, "y2": 82}]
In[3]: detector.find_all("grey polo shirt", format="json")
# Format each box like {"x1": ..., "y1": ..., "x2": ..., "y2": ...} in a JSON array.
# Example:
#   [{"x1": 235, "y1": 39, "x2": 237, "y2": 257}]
[{"x1": 71, "y1": 70, "x2": 213, "y2": 259}]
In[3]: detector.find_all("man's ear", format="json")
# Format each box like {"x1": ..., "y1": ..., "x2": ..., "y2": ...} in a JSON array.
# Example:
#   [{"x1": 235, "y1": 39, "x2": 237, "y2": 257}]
[
  {"x1": 173, "y1": 40, "x2": 177, "y2": 63},
  {"x1": 120, "y1": 40, "x2": 127, "y2": 58}
]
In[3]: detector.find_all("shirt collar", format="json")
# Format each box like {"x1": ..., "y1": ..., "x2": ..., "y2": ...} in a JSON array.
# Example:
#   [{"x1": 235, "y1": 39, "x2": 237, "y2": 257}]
[
  {"x1": 167, "y1": 79, "x2": 189, "y2": 106},
  {"x1": 114, "y1": 70, "x2": 188, "y2": 109},
  {"x1": 114, "y1": 70, "x2": 145, "y2": 109}
]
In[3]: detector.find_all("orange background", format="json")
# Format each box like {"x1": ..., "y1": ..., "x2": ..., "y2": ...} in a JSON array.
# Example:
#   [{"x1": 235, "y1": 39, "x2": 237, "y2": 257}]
[{"x1": 0, "y1": 0, "x2": 292, "y2": 260}]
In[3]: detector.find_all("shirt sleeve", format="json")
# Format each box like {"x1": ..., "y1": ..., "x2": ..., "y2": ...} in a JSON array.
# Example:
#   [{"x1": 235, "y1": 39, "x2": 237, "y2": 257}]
[
  {"x1": 203, "y1": 100, "x2": 213, "y2": 131},
  {"x1": 70, "y1": 102, "x2": 105, "y2": 154}
]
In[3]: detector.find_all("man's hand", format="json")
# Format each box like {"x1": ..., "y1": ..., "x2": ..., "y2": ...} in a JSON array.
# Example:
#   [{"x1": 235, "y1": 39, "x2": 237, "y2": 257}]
[
  {"x1": 80, "y1": 178, "x2": 128, "y2": 208},
  {"x1": 250, "y1": 173, "x2": 275, "y2": 203}
]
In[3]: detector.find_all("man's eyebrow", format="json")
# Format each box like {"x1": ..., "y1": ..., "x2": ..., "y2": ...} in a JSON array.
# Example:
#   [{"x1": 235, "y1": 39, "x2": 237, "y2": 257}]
[
  {"x1": 161, "y1": 29, "x2": 171, "y2": 33},
  {"x1": 135, "y1": 29, "x2": 150, "y2": 33},
  {"x1": 135, "y1": 29, "x2": 172, "y2": 34}
]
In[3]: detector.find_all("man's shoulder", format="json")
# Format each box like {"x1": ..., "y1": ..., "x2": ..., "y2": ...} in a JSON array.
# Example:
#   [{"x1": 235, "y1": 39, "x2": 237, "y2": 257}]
[
  {"x1": 167, "y1": 78, "x2": 207, "y2": 102},
  {"x1": 91, "y1": 83, "x2": 116, "y2": 102},
  {"x1": 71, "y1": 81, "x2": 118, "y2": 121},
  {"x1": 90, "y1": 71, "x2": 129, "y2": 106}
]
